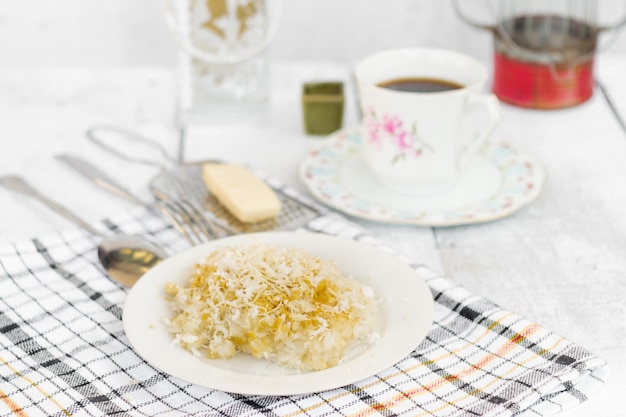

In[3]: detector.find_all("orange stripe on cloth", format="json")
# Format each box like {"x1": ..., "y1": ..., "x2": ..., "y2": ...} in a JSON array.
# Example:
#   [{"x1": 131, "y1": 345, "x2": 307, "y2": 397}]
[
  {"x1": 0, "y1": 356, "x2": 71, "y2": 417},
  {"x1": 0, "y1": 390, "x2": 28, "y2": 417},
  {"x1": 349, "y1": 322, "x2": 544, "y2": 417},
  {"x1": 414, "y1": 333, "x2": 567, "y2": 417}
]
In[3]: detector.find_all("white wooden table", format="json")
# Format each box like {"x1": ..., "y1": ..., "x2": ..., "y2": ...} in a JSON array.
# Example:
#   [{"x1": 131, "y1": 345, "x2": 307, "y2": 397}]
[{"x1": 0, "y1": 56, "x2": 625, "y2": 416}]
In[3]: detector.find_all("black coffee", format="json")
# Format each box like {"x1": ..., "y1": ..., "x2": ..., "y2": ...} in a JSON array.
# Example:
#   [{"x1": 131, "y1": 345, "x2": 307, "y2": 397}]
[{"x1": 378, "y1": 77, "x2": 463, "y2": 93}]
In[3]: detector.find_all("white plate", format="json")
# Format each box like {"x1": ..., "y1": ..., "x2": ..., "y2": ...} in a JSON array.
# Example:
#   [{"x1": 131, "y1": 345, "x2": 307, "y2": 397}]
[
  {"x1": 299, "y1": 127, "x2": 544, "y2": 226},
  {"x1": 123, "y1": 231, "x2": 434, "y2": 396}
]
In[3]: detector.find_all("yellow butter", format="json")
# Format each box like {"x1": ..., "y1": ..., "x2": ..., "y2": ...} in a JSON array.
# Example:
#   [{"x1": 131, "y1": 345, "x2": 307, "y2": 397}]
[{"x1": 202, "y1": 163, "x2": 281, "y2": 223}]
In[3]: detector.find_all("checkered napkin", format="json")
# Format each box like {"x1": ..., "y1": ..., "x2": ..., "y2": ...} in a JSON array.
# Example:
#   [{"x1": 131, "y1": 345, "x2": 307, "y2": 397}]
[{"x1": 0, "y1": 190, "x2": 606, "y2": 417}]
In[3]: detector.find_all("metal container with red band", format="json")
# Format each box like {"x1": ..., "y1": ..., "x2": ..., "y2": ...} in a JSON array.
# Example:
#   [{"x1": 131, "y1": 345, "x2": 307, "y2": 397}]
[
  {"x1": 492, "y1": 14, "x2": 598, "y2": 109},
  {"x1": 454, "y1": 0, "x2": 626, "y2": 110}
]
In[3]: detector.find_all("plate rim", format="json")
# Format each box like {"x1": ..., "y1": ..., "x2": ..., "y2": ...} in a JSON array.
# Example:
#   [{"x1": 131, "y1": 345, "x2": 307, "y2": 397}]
[
  {"x1": 299, "y1": 126, "x2": 545, "y2": 226},
  {"x1": 123, "y1": 231, "x2": 434, "y2": 396}
]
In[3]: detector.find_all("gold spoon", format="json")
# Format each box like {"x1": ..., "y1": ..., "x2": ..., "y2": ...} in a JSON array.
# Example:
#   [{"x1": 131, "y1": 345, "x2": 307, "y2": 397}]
[{"x1": 0, "y1": 175, "x2": 167, "y2": 287}]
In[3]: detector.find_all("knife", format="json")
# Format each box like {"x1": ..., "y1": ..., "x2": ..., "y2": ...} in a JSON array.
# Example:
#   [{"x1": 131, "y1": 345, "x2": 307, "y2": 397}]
[{"x1": 56, "y1": 153, "x2": 145, "y2": 206}]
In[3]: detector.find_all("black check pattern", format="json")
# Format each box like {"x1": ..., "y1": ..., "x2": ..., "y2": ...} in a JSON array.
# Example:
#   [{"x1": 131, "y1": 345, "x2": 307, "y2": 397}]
[{"x1": 0, "y1": 185, "x2": 607, "y2": 417}]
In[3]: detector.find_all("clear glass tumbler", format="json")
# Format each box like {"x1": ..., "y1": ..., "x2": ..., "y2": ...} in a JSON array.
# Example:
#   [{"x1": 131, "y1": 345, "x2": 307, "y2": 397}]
[{"x1": 165, "y1": 0, "x2": 282, "y2": 125}]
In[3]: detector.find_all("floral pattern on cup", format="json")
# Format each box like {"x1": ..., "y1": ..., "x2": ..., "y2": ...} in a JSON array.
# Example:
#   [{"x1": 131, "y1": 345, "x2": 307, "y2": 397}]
[{"x1": 364, "y1": 107, "x2": 433, "y2": 164}]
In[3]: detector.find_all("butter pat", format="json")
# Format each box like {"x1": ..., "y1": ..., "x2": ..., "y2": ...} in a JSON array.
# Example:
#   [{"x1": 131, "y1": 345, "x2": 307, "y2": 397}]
[{"x1": 202, "y1": 163, "x2": 281, "y2": 223}]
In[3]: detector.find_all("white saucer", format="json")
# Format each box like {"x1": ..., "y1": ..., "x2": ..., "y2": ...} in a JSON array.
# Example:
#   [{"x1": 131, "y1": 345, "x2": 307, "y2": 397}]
[{"x1": 299, "y1": 127, "x2": 544, "y2": 226}]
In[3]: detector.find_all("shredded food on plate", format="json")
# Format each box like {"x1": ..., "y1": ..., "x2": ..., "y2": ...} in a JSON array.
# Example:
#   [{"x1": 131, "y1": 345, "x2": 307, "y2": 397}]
[{"x1": 163, "y1": 241, "x2": 379, "y2": 371}]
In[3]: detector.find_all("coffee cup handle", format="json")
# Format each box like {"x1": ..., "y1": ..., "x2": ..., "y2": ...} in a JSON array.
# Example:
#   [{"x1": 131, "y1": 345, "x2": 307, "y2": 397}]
[{"x1": 458, "y1": 93, "x2": 501, "y2": 170}]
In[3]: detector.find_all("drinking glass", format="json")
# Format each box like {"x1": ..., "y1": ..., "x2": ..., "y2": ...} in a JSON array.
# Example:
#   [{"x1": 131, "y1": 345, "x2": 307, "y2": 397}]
[{"x1": 164, "y1": 0, "x2": 283, "y2": 125}]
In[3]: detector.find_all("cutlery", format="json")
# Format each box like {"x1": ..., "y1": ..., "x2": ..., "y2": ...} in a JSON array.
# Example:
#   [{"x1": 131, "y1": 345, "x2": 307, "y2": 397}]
[
  {"x1": 55, "y1": 152, "x2": 224, "y2": 244},
  {"x1": 0, "y1": 175, "x2": 167, "y2": 287}
]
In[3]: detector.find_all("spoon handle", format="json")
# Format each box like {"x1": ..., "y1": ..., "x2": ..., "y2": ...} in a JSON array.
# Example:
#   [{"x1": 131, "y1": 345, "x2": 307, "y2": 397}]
[{"x1": 0, "y1": 175, "x2": 102, "y2": 236}]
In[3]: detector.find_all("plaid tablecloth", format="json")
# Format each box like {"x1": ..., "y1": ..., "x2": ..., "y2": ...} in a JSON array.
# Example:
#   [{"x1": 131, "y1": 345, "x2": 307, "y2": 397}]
[{"x1": 0, "y1": 189, "x2": 606, "y2": 417}]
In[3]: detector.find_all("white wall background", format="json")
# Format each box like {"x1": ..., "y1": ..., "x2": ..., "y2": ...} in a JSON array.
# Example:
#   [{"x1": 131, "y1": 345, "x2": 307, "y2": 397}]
[{"x1": 1, "y1": 0, "x2": 625, "y2": 69}]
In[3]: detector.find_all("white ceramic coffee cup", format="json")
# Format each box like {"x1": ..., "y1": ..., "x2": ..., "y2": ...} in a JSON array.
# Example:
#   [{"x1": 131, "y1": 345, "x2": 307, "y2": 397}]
[{"x1": 355, "y1": 48, "x2": 501, "y2": 195}]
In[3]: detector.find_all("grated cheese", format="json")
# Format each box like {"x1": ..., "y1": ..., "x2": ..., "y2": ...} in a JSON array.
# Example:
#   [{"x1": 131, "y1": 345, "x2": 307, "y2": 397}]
[{"x1": 163, "y1": 242, "x2": 379, "y2": 371}]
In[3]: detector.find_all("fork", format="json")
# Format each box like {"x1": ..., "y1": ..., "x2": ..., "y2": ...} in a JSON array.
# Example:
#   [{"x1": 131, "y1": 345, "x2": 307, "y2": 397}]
[{"x1": 153, "y1": 190, "x2": 236, "y2": 246}]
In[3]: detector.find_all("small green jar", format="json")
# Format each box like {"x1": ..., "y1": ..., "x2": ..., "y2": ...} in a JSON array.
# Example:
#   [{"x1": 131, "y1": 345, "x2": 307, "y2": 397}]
[{"x1": 302, "y1": 82, "x2": 344, "y2": 135}]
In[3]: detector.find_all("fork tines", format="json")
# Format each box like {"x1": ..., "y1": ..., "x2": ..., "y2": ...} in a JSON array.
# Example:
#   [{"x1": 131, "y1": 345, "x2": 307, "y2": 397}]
[{"x1": 154, "y1": 198, "x2": 225, "y2": 246}]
